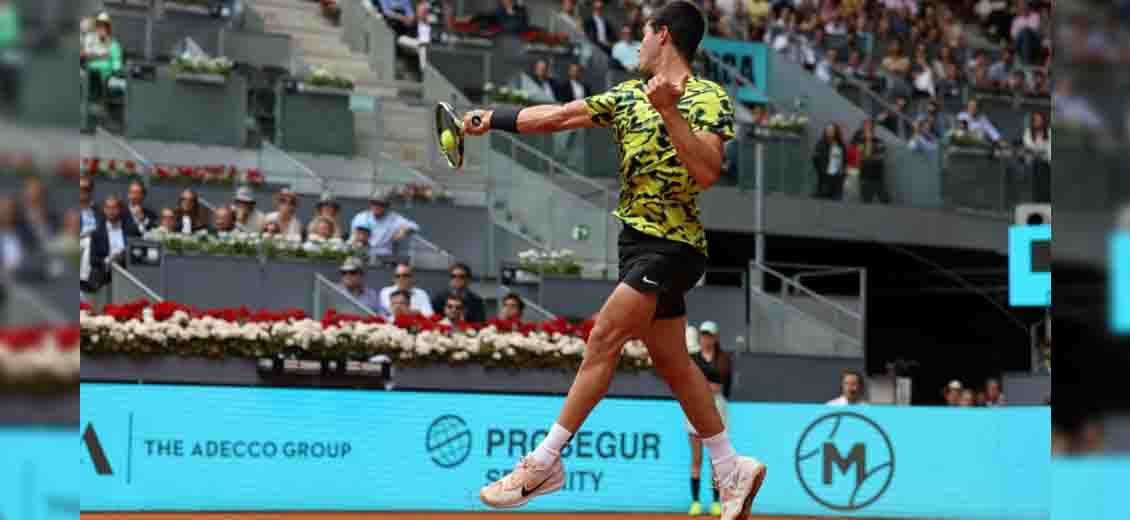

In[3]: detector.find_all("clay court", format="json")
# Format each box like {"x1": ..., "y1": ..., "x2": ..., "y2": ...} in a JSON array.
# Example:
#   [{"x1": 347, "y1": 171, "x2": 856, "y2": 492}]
[{"x1": 82, "y1": 513, "x2": 881, "y2": 519}]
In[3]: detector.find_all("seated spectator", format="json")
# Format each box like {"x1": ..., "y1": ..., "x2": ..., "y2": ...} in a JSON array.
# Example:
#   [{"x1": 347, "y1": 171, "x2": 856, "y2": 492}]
[
  {"x1": 983, "y1": 377, "x2": 1006, "y2": 406},
  {"x1": 262, "y1": 220, "x2": 283, "y2": 236},
  {"x1": 124, "y1": 181, "x2": 156, "y2": 232},
  {"x1": 957, "y1": 99, "x2": 1003, "y2": 143},
  {"x1": 377, "y1": 0, "x2": 417, "y2": 37},
  {"x1": 936, "y1": 61, "x2": 962, "y2": 98},
  {"x1": 874, "y1": 95, "x2": 908, "y2": 134},
  {"x1": 212, "y1": 206, "x2": 235, "y2": 234},
  {"x1": 521, "y1": 59, "x2": 560, "y2": 104},
  {"x1": 19, "y1": 176, "x2": 59, "y2": 247},
  {"x1": 553, "y1": 0, "x2": 582, "y2": 33},
  {"x1": 79, "y1": 176, "x2": 99, "y2": 238},
  {"x1": 349, "y1": 223, "x2": 372, "y2": 251},
  {"x1": 879, "y1": 40, "x2": 911, "y2": 93},
  {"x1": 431, "y1": 262, "x2": 486, "y2": 323},
  {"x1": 584, "y1": 0, "x2": 613, "y2": 54},
  {"x1": 82, "y1": 13, "x2": 122, "y2": 101},
  {"x1": 1003, "y1": 69, "x2": 1027, "y2": 93},
  {"x1": 350, "y1": 192, "x2": 419, "y2": 258},
  {"x1": 387, "y1": 288, "x2": 413, "y2": 319},
  {"x1": 931, "y1": 44, "x2": 956, "y2": 79},
  {"x1": 987, "y1": 47, "x2": 1015, "y2": 86},
  {"x1": 175, "y1": 189, "x2": 210, "y2": 233},
  {"x1": 441, "y1": 294, "x2": 466, "y2": 324},
  {"x1": 89, "y1": 195, "x2": 141, "y2": 290},
  {"x1": 556, "y1": 63, "x2": 591, "y2": 102},
  {"x1": 814, "y1": 48, "x2": 837, "y2": 83},
  {"x1": 958, "y1": 388, "x2": 977, "y2": 407},
  {"x1": 916, "y1": 99, "x2": 946, "y2": 135},
  {"x1": 308, "y1": 216, "x2": 337, "y2": 241},
  {"x1": 157, "y1": 208, "x2": 178, "y2": 233},
  {"x1": 264, "y1": 189, "x2": 302, "y2": 239},
  {"x1": 499, "y1": 292, "x2": 525, "y2": 321},
  {"x1": 824, "y1": 11, "x2": 848, "y2": 35},
  {"x1": 908, "y1": 117, "x2": 939, "y2": 152},
  {"x1": 1010, "y1": 0, "x2": 1042, "y2": 64},
  {"x1": 1028, "y1": 68, "x2": 1049, "y2": 96},
  {"x1": 943, "y1": 380, "x2": 962, "y2": 405},
  {"x1": 611, "y1": 24, "x2": 642, "y2": 71},
  {"x1": 232, "y1": 187, "x2": 264, "y2": 234},
  {"x1": 379, "y1": 263, "x2": 434, "y2": 317},
  {"x1": 338, "y1": 256, "x2": 381, "y2": 313},
  {"x1": 910, "y1": 42, "x2": 935, "y2": 97},
  {"x1": 851, "y1": 119, "x2": 888, "y2": 204},
  {"x1": 307, "y1": 192, "x2": 341, "y2": 239},
  {"x1": 826, "y1": 368, "x2": 867, "y2": 405}
]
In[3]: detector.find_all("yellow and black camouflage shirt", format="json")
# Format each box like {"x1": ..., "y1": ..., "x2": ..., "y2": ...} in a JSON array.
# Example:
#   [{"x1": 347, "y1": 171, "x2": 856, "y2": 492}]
[{"x1": 584, "y1": 77, "x2": 735, "y2": 255}]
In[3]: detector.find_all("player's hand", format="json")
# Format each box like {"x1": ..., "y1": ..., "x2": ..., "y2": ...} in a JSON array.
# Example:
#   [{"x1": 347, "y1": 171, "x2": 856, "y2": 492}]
[
  {"x1": 645, "y1": 73, "x2": 688, "y2": 114},
  {"x1": 463, "y1": 110, "x2": 492, "y2": 136}
]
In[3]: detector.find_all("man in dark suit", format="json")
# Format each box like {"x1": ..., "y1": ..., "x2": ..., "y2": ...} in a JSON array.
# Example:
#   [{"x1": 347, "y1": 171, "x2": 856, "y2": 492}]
[
  {"x1": 430, "y1": 262, "x2": 486, "y2": 323},
  {"x1": 124, "y1": 180, "x2": 158, "y2": 232},
  {"x1": 555, "y1": 62, "x2": 592, "y2": 102},
  {"x1": 583, "y1": 0, "x2": 612, "y2": 54},
  {"x1": 87, "y1": 194, "x2": 141, "y2": 291}
]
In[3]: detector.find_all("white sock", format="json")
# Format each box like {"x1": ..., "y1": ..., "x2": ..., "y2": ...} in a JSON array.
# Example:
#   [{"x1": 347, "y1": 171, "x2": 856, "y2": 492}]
[
  {"x1": 531, "y1": 423, "x2": 572, "y2": 465},
  {"x1": 702, "y1": 429, "x2": 738, "y2": 477}
]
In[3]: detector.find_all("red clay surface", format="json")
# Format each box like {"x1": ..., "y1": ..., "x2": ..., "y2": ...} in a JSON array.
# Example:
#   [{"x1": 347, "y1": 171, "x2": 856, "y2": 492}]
[{"x1": 81, "y1": 513, "x2": 890, "y2": 519}]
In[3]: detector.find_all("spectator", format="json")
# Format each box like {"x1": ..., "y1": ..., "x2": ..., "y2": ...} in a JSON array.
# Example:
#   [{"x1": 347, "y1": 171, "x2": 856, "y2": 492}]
[
  {"x1": 379, "y1": 263, "x2": 434, "y2": 317},
  {"x1": 387, "y1": 289, "x2": 413, "y2": 319},
  {"x1": 350, "y1": 223, "x2": 372, "y2": 251},
  {"x1": 118, "y1": 181, "x2": 154, "y2": 233},
  {"x1": 611, "y1": 24, "x2": 642, "y2": 71},
  {"x1": 1028, "y1": 68, "x2": 1049, "y2": 96},
  {"x1": 880, "y1": 40, "x2": 911, "y2": 92},
  {"x1": 82, "y1": 13, "x2": 122, "y2": 102},
  {"x1": 0, "y1": 196, "x2": 29, "y2": 276},
  {"x1": 521, "y1": 59, "x2": 560, "y2": 104},
  {"x1": 1023, "y1": 110, "x2": 1050, "y2": 158},
  {"x1": 175, "y1": 189, "x2": 210, "y2": 233},
  {"x1": 19, "y1": 176, "x2": 59, "y2": 246},
  {"x1": 349, "y1": 192, "x2": 419, "y2": 258},
  {"x1": 958, "y1": 388, "x2": 977, "y2": 407},
  {"x1": 826, "y1": 368, "x2": 867, "y2": 405},
  {"x1": 441, "y1": 294, "x2": 466, "y2": 323},
  {"x1": 908, "y1": 117, "x2": 939, "y2": 152},
  {"x1": 943, "y1": 380, "x2": 962, "y2": 405},
  {"x1": 957, "y1": 99, "x2": 1003, "y2": 143},
  {"x1": 262, "y1": 220, "x2": 283, "y2": 236},
  {"x1": 553, "y1": 0, "x2": 582, "y2": 32},
  {"x1": 338, "y1": 256, "x2": 381, "y2": 314},
  {"x1": 910, "y1": 42, "x2": 935, "y2": 97},
  {"x1": 987, "y1": 47, "x2": 1015, "y2": 86},
  {"x1": 984, "y1": 377, "x2": 1006, "y2": 406},
  {"x1": 376, "y1": 0, "x2": 417, "y2": 36},
  {"x1": 1003, "y1": 69, "x2": 1027, "y2": 93},
  {"x1": 79, "y1": 175, "x2": 99, "y2": 237},
  {"x1": 917, "y1": 98, "x2": 946, "y2": 136},
  {"x1": 812, "y1": 123, "x2": 847, "y2": 200},
  {"x1": 432, "y1": 262, "x2": 486, "y2": 323},
  {"x1": 625, "y1": 4, "x2": 645, "y2": 39},
  {"x1": 814, "y1": 48, "x2": 837, "y2": 83},
  {"x1": 499, "y1": 292, "x2": 525, "y2": 321},
  {"x1": 264, "y1": 189, "x2": 302, "y2": 238},
  {"x1": 974, "y1": 0, "x2": 1009, "y2": 41},
  {"x1": 875, "y1": 95, "x2": 908, "y2": 134},
  {"x1": 1053, "y1": 77, "x2": 1106, "y2": 131},
  {"x1": 1011, "y1": 0, "x2": 1042, "y2": 64},
  {"x1": 556, "y1": 63, "x2": 591, "y2": 102},
  {"x1": 584, "y1": 0, "x2": 613, "y2": 53},
  {"x1": 308, "y1": 216, "x2": 336, "y2": 241},
  {"x1": 232, "y1": 187, "x2": 264, "y2": 234},
  {"x1": 931, "y1": 44, "x2": 955, "y2": 79},
  {"x1": 936, "y1": 61, "x2": 962, "y2": 98},
  {"x1": 307, "y1": 193, "x2": 341, "y2": 239},
  {"x1": 89, "y1": 195, "x2": 141, "y2": 290},
  {"x1": 852, "y1": 119, "x2": 889, "y2": 204},
  {"x1": 212, "y1": 207, "x2": 235, "y2": 234},
  {"x1": 157, "y1": 208, "x2": 178, "y2": 233}
]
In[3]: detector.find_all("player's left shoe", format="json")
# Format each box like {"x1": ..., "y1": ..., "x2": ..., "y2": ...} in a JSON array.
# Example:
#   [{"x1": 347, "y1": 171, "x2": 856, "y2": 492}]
[
  {"x1": 715, "y1": 457, "x2": 768, "y2": 520},
  {"x1": 479, "y1": 454, "x2": 565, "y2": 509},
  {"x1": 709, "y1": 501, "x2": 722, "y2": 516}
]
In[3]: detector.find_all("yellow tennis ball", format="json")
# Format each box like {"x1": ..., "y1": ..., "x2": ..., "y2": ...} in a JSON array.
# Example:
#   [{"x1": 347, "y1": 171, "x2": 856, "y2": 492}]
[{"x1": 441, "y1": 129, "x2": 456, "y2": 150}]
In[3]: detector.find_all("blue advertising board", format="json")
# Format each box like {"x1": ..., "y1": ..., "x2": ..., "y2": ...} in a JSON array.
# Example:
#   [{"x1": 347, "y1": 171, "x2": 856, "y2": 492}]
[
  {"x1": 1009, "y1": 224, "x2": 1051, "y2": 307},
  {"x1": 80, "y1": 384, "x2": 1049, "y2": 518},
  {"x1": 1113, "y1": 232, "x2": 1130, "y2": 334},
  {"x1": 700, "y1": 37, "x2": 769, "y2": 104},
  {"x1": 0, "y1": 428, "x2": 78, "y2": 520},
  {"x1": 1052, "y1": 457, "x2": 1130, "y2": 519}
]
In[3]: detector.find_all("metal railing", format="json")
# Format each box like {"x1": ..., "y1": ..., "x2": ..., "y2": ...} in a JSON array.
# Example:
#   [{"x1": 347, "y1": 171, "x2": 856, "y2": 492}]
[
  {"x1": 93, "y1": 127, "x2": 156, "y2": 181},
  {"x1": 748, "y1": 261, "x2": 864, "y2": 358},
  {"x1": 110, "y1": 262, "x2": 164, "y2": 305},
  {"x1": 313, "y1": 272, "x2": 380, "y2": 318}
]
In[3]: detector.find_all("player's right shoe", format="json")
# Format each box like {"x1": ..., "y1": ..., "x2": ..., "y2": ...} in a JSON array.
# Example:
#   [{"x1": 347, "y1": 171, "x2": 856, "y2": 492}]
[
  {"x1": 714, "y1": 457, "x2": 768, "y2": 520},
  {"x1": 688, "y1": 500, "x2": 702, "y2": 515},
  {"x1": 479, "y1": 454, "x2": 565, "y2": 509}
]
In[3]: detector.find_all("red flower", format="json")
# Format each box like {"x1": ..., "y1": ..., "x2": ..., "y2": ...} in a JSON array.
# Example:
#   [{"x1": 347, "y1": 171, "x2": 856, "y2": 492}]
[
  {"x1": 246, "y1": 168, "x2": 264, "y2": 185},
  {"x1": 0, "y1": 326, "x2": 46, "y2": 352},
  {"x1": 55, "y1": 326, "x2": 81, "y2": 351},
  {"x1": 156, "y1": 165, "x2": 171, "y2": 179},
  {"x1": 393, "y1": 313, "x2": 417, "y2": 329},
  {"x1": 103, "y1": 300, "x2": 150, "y2": 322},
  {"x1": 82, "y1": 157, "x2": 99, "y2": 175},
  {"x1": 80, "y1": 302, "x2": 93, "y2": 313}
]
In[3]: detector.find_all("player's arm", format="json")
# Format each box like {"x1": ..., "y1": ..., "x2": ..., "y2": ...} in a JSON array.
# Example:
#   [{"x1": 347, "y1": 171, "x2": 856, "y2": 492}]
[
  {"x1": 463, "y1": 100, "x2": 597, "y2": 136},
  {"x1": 658, "y1": 109, "x2": 725, "y2": 189}
]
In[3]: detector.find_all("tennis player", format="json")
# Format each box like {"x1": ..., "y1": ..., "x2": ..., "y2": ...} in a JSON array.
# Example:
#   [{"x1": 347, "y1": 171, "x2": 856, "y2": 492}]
[{"x1": 463, "y1": 2, "x2": 766, "y2": 518}]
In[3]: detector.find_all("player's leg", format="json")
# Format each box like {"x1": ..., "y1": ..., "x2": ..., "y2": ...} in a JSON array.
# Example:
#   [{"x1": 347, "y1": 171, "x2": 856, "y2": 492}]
[
  {"x1": 689, "y1": 434, "x2": 704, "y2": 515},
  {"x1": 642, "y1": 313, "x2": 767, "y2": 520},
  {"x1": 479, "y1": 283, "x2": 656, "y2": 509}
]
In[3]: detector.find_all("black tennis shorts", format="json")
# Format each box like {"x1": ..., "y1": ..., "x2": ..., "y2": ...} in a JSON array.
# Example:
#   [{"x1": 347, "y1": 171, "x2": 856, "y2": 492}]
[{"x1": 618, "y1": 225, "x2": 707, "y2": 319}]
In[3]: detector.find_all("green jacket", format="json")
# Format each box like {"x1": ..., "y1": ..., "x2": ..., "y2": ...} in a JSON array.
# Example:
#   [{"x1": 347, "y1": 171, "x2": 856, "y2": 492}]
[
  {"x1": 0, "y1": 5, "x2": 20, "y2": 48},
  {"x1": 87, "y1": 40, "x2": 123, "y2": 77}
]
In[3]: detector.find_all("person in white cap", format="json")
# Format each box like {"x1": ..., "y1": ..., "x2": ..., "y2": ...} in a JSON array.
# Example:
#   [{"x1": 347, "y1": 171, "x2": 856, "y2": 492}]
[
  {"x1": 943, "y1": 380, "x2": 963, "y2": 406},
  {"x1": 307, "y1": 192, "x2": 341, "y2": 239},
  {"x1": 232, "y1": 186, "x2": 263, "y2": 233},
  {"x1": 686, "y1": 320, "x2": 733, "y2": 517},
  {"x1": 83, "y1": 13, "x2": 122, "y2": 101}
]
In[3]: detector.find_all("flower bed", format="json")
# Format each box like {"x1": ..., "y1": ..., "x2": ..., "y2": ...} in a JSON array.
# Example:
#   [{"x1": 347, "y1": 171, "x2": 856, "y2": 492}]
[
  {"x1": 306, "y1": 66, "x2": 355, "y2": 90},
  {"x1": 82, "y1": 158, "x2": 265, "y2": 186},
  {"x1": 172, "y1": 55, "x2": 235, "y2": 77},
  {"x1": 517, "y1": 249, "x2": 583, "y2": 276},
  {"x1": 80, "y1": 301, "x2": 653, "y2": 372},
  {"x1": 143, "y1": 229, "x2": 367, "y2": 263},
  {"x1": 385, "y1": 183, "x2": 453, "y2": 204},
  {"x1": 0, "y1": 324, "x2": 81, "y2": 382}
]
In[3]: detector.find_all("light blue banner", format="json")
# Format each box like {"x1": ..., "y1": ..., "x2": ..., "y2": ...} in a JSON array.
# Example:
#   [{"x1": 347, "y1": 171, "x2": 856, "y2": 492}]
[
  {"x1": 700, "y1": 37, "x2": 769, "y2": 104},
  {"x1": 1113, "y1": 233, "x2": 1130, "y2": 334},
  {"x1": 1052, "y1": 457, "x2": 1130, "y2": 519},
  {"x1": 1009, "y1": 225, "x2": 1051, "y2": 307},
  {"x1": 0, "y1": 428, "x2": 78, "y2": 520},
  {"x1": 80, "y1": 384, "x2": 1049, "y2": 518}
]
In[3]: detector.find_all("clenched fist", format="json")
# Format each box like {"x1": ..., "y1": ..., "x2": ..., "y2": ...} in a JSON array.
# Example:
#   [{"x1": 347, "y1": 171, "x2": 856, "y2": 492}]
[{"x1": 645, "y1": 73, "x2": 689, "y2": 113}]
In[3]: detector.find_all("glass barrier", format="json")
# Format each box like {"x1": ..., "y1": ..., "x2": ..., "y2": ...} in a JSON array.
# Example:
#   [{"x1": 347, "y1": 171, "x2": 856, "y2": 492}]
[
  {"x1": 749, "y1": 262, "x2": 863, "y2": 357},
  {"x1": 313, "y1": 272, "x2": 379, "y2": 318},
  {"x1": 940, "y1": 146, "x2": 1036, "y2": 215},
  {"x1": 258, "y1": 140, "x2": 328, "y2": 194}
]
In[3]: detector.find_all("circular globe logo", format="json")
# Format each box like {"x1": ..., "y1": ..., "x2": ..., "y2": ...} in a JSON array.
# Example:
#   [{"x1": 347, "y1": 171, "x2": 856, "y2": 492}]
[
  {"x1": 426, "y1": 415, "x2": 472, "y2": 469},
  {"x1": 795, "y1": 411, "x2": 894, "y2": 511}
]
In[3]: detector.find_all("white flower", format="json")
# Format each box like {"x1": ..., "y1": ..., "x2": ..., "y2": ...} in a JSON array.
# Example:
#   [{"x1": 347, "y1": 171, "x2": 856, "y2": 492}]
[{"x1": 492, "y1": 352, "x2": 502, "y2": 360}]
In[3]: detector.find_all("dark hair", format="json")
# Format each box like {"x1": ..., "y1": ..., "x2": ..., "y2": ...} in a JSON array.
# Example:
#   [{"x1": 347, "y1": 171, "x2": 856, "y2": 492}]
[
  {"x1": 390, "y1": 289, "x2": 411, "y2": 301},
  {"x1": 648, "y1": 1, "x2": 705, "y2": 66},
  {"x1": 128, "y1": 180, "x2": 147, "y2": 196},
  {"x1": 841, "y1": 368, "x2": 863, "y2": 382},
  {"x1": 450, "y1": 262, "x2": 473, "y2": 280},
  {"x1": 502, "y1": 292, "x2": 525, "y2": 311}
]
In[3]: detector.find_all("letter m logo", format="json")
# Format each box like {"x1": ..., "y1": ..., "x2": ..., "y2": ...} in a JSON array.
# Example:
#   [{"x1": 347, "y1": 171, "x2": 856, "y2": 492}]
[
  {"x1": 83, "y1": 423, "x2": 114, "y2": 476},
  {"x1": 823, "y1": 442, "x2": 865, "y2": 485}
]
